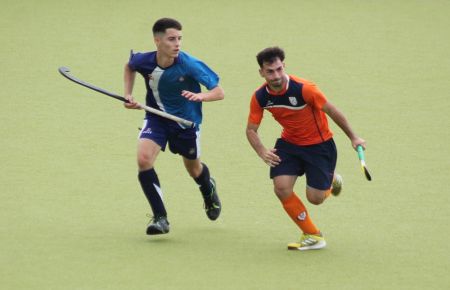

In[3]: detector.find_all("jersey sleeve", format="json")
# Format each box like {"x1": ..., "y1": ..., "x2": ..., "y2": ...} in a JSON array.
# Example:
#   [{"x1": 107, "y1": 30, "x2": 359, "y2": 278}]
[
  {"x1": 248, "y1": 93, "x2": 264, "y2": 125},
  {"x1": 128, "y1": 52, "x2": 141, "y2": 72},
  {"x1": 185, "y1": 55, "x2": 220, "y2": 90},
  {"x1": 302, "y1": 81, "x2": 328, "y2": 110},
  {"x1": 128, "y1": 52, "x2": 152, "y2": 75}
]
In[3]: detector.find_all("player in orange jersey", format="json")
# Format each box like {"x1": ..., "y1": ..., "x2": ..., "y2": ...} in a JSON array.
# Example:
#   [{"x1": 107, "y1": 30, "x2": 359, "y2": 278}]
[{"x1": 246, "y1": 47, "x2": 366, "y2": 250}]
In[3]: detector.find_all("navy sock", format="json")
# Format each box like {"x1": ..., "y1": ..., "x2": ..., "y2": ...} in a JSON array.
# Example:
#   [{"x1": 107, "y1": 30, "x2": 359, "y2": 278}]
[
  {"x1": 194, "y1": 163, "x2": 213, "y2": 197},
  {"x1": 138, "y1": 168, "x2": 167, "y2": 218}
]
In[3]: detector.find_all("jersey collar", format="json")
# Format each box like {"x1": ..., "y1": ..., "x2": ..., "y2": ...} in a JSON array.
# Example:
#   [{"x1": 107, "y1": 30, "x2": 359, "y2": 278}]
[{"x1": 153, "y1": 51, "x2": 180, "y2": 69}]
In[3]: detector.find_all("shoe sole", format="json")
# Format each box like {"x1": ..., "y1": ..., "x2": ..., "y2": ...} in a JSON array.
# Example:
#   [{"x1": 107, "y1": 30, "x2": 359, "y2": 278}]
[
  {"x1": 146, "y1": 228, "x2": 169, "y2": 235},
  {"x1": 287, "y1": 240, "x2": 327, "y2": 251},
  {"x1": 206, "y1": 208, "x2": 221, "y2": 220},
  {"x1": 146, "y1": 225, "x2": 170, "y2": 235}
]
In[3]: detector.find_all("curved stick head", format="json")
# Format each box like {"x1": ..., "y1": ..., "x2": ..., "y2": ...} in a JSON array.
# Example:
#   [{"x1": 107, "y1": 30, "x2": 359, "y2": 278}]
[
  {"x1": 364, "y1": 167, "x2": 372, "y2": 181},
  {"x1": 58, "y1": 67, "x2": 70, "y2": 74}
]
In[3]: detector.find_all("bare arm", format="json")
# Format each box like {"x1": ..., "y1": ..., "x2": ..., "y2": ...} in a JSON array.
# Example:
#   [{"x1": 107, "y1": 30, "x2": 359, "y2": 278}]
[
  {"x1": 181, "y1": 85, "x2": 224, "y2": 102},
  {"x1": 246, "y1": 122, "x2": 281, "y2": 167},
  {"x1": 123, "y1": 63, "x2": 139, "y2": 109},
  {"x1": 322, "y1": 101, "x2": 366, "y2": 149}
]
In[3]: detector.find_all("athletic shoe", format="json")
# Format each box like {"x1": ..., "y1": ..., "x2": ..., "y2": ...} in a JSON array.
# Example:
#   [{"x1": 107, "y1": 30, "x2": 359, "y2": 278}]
[
  {"x1": 287, "y1": 233, "x2": 327, "y2": 251},
  {"x1": 204, "y1": 178, "x2": 221, "y2": 221},
  {"x1": 146, "y1": 216, "x2": 170, "y2": 235},
  {"x1": 331, "y1": 174, "x2": 343, "y2": 196}
]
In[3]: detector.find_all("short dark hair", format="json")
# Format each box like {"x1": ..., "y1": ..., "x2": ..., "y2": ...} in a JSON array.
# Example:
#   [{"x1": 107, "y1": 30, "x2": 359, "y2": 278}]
[
  {"x1": 152, "y1": 18, "x2": 182, "y2": 35},
  {"x1": 256, "y1": 47, "x2": 285, "y2": 67}
]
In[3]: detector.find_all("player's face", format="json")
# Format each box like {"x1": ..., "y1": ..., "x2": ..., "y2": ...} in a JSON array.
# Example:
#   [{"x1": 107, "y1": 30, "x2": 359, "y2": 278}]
[
  {"x1": 155, "y1": 28, "x2": 182, "y2": 58},
  {"x1": 259, "y1": 59, "x2": 287, "y2": 91}
]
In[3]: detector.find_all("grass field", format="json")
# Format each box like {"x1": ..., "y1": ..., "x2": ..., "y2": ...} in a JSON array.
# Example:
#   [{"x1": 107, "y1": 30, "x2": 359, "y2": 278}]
[{"x1": 1, "y1": 0, "x2": 449, "y2": 289}]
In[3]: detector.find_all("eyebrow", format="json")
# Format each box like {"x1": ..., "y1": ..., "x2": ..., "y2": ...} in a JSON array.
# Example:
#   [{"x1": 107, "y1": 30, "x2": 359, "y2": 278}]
[{"x1": 266, "y1": 65, "x2": 283, "y2": 71}]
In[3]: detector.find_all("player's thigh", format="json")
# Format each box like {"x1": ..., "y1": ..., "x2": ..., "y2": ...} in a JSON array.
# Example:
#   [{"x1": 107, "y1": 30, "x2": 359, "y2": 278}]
[
  {"x1": 138, "y1": 118, "x2": 169, "y2": 149},
  {"x1": 305, "y1": 186, "x2": 328, "y2": 205},
  {"x1": 273, "y1": 175, "x2": 298, "y2": 200},
  {"x1": 168, "y1": 127, "x2": 200, "y2": 160},
  {"x1": 270, "y1": 147, "x2": 304, "y2": 178},
  {"x1": 137, "y1": 138, "x2": 161, "y2": 170},
  {"x1": 303, "y1": 165, "x2": 332, "y2": 205},
  {"x1": 303, "y1": 139, "x2": 337, "y2": 190}
]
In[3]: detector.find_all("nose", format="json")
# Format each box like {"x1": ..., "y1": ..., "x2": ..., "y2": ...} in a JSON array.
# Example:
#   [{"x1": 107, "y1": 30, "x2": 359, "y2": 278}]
[{"x1": 272, "y1": 70, "x2": 282, "y2": 80}]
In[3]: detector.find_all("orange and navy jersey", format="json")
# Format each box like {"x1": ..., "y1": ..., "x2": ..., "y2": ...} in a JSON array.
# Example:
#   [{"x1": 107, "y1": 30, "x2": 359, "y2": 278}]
[{"x1": 248, "y1": 75, "x2": 333, "y2": 146}]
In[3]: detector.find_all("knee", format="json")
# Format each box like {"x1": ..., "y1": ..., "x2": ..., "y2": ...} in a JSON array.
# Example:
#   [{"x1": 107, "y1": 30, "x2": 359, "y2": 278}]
[
  {"x1": 184, "y1": 160, "x2": 203, "y2": 178},
  {"x1": 187, "y1": 166, "x2": 201, "y2": 178},
  {"x1": 306, "y1": 189, "x2": 326, "y2": 205},
  {"x1": 274, "y1": 186, "x2": 292, "y2": 201},
  {"x1": 137, "y1": 152, "x2": 153, "y2": 170},
  {"x1": 307, "y1": 195, "x2": 324, "y2": 205}
]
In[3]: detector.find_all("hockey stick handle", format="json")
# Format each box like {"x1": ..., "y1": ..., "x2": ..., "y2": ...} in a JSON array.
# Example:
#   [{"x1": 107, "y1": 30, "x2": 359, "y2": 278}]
[
  {"x1": 356, "y1": 145, "x2": 372, "y2": 181},
  {"x1": 356, "y1": 145, "x2": 365, "y2": 161},
  {"x1": 137, "y1": 103, "x2": 195, "y2": 128},
  {"x1": 58, "y1": 67, "x2": 195, "y2": 128}
]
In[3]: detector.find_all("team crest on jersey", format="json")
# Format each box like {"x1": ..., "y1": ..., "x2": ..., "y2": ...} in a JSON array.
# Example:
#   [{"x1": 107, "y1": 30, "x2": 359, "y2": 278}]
[{"x1": 288, "y1": 96, "x2": 298, "y2": 106}]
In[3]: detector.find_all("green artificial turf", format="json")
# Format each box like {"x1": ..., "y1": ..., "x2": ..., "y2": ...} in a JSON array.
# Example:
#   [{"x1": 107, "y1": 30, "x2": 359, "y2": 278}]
[{"x1": 1, "y1": 1, "x2": 449, "y2": 289}]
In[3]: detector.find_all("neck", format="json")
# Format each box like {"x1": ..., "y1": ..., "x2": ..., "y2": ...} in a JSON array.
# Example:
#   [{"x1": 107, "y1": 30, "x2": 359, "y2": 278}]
[{"x1": 156, "y1": 52, "x2": 175, "y2": 68}]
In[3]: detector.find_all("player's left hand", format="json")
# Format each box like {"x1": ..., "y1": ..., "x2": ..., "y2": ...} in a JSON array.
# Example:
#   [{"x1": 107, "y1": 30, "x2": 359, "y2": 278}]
[
  {"x1": 260, "y1": 148, "x2": 281, "y2": 167},
  {"x1": 182, "y1": 90, "x2": 204, "y2": 102}
]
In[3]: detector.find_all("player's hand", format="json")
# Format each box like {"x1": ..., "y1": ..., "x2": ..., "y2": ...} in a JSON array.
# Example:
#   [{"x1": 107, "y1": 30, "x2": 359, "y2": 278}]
[
  {"x1": 259, "y1": 148, "x2": 281, "y2": 167},
  {"x1": 124, "y1": 94, "x2": 140, "y2": 109},
  {"x1": 351, "y1": 137, "x2": 366, "y2": 150},
  {"x1": 182, "y1": 90, "x2": 204, "y2": 102}
]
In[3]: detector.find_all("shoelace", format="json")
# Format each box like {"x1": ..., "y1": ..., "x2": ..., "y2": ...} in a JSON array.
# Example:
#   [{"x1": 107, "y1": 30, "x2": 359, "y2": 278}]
[
  {"x1": 301, "y1": 237, "x2": 317, "y2": 246},
  {"x1": 300, "y1": 234, "x2": 322, "y2": 246},
  {"x1": 146, "y1": 214, "x2": 155, "y2": 224},
  {"x1": 146, "y1": 214, "x2": 165, "y2": 224},
  {"x1": 203, "y1": 179, "x2": 218, "y2": 210}
]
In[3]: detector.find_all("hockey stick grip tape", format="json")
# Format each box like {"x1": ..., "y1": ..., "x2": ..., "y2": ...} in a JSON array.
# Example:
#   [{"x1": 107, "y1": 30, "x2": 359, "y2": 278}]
[{"x1": 356, "y1": 145, "x2": 365, "y2": 161}]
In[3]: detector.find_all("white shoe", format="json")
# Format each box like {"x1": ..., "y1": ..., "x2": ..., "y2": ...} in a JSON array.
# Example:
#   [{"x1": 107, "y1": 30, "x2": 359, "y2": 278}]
[
  {"x1": 331, "y1": 174, "x2": 343, "y2": 196},
  {"x1": 287, "y1": 233, "x2": 327, "y2": 251}
]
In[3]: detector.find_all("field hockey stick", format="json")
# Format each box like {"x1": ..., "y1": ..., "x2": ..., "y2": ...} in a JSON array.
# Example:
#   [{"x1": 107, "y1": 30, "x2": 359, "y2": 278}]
[
  {"x1": 356, "y1": 145, "x2": 372, "y2": 181},
  {"x1": 58, "y1": 67, "x2": 195, "y2": 128}
]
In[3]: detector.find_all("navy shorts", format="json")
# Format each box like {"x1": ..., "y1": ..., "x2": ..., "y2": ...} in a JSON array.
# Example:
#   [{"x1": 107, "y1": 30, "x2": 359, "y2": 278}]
[
  {"x1": 270, "y1": 138, "x2": 337, "y2": 190},
  {"x1": 139, "y1": 116, "x2": 200, "y2": 160}
]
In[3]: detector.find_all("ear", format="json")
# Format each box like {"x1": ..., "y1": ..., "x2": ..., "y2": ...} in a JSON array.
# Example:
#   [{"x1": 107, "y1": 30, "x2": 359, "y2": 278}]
[{"x1": 259, "y1": 68, "x2": 264, "y2": 78}]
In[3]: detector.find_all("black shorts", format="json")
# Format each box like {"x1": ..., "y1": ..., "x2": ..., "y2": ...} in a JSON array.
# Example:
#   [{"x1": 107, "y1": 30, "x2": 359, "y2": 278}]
[
  {"x1": 139, "y1": 115, "x2": 200, "y2": 160},
  {"x1": 270, "y1": 138, "x2": 337, "y2": 190}
]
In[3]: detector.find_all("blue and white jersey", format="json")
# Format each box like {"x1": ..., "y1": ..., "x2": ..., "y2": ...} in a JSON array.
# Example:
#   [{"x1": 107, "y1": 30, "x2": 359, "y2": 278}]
[{"x1": 128, "y1": 51, "x2": 220, "y2": 125}]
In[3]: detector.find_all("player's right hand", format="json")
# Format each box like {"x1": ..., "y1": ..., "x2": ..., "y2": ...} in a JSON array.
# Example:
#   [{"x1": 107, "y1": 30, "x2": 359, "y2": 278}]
[
  {"x1": 124, "y1": 95, "x2": 140, "y2": 109},
  {"x1": 260, "y1": 148, "x2": 281, "y2": 167}
]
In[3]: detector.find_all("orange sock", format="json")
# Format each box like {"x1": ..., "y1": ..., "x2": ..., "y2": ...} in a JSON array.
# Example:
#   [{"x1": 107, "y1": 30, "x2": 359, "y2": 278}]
[{"x1": 281, "y1": 192, "x2": 320, "y2": 234}]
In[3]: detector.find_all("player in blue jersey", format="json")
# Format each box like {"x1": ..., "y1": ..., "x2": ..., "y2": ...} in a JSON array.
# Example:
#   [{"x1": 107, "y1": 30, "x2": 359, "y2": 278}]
[{"x1": 123, "y1": 18, "x2": 224, "y2": 235}]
